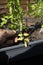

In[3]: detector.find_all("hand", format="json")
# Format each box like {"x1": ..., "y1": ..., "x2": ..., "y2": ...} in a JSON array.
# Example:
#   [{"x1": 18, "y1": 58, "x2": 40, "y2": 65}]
[{"x1": 0, "y1": 29, "x2": 16, "y2": 45}]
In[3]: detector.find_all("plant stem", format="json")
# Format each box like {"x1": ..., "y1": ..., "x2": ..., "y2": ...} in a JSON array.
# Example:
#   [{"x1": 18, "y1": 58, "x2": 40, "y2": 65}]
[
  {"x1": 24, "y1": 41, "x2": 27, "y2": 47},
  {"x1": 19, "y1": 20, "x2": 22, "y2": 32},
  {"x1": 17, "y1": 0, "x2": 20, "y2": 6},
  {"x1": 17, "y1": 0, "x2": 23, "y2": 32},
  {"x1": 9, "y1": 6, "x2": 12, "y2": 15}
]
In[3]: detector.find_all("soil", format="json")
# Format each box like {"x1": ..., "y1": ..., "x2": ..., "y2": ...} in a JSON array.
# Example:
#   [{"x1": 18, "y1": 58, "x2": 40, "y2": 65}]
[{"x1": 30, "y1": 28, "x2": 43, "y2": 41}]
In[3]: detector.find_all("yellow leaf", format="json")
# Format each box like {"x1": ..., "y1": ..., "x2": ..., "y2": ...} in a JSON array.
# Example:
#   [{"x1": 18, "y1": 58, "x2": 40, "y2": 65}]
[
  {"x1": 23, "y1": 33, "x2": 29, "y2": 36},
  {"x1": 18, "y1": 33, "x2": 23, "y2": 36},
  {"x1": 18, "y1": 37, "x2": 23, "y2": 41}
]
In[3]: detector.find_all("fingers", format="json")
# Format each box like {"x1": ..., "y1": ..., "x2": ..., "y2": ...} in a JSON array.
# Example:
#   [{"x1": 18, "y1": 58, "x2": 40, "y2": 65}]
[
  {"x1": 0, "y1": 29, "x2": 16, "y2": 37},
  {"x1": 0, "y1": 29, "x2": 16, "y2": 45},
  {"x1": 5, "y1": 30, "x2": 16, "y2": 35}
]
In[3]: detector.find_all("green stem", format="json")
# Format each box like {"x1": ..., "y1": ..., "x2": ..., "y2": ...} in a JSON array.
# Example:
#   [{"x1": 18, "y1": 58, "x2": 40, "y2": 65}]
[
  {"x1": 19, "y1": 20, "x2": 22, "y2": 32},
  {"x1": 17, "y1": 0, "x2": 23, "y2": 32},
  {"x1": 9, "y1": 6, "x2": 12, "y2": 15},
  {"x1": 17, "y1": 0, "x2": 20, "y2": 6},
  {"x1": 24, "y1": 41, "x2": 27, "y2": 47}
]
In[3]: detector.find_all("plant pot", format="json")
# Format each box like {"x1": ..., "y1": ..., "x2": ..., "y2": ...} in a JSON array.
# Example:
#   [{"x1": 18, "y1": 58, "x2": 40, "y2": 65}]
[{"x1": 0, "y1": 40, "x2": 43, "y2": 65}]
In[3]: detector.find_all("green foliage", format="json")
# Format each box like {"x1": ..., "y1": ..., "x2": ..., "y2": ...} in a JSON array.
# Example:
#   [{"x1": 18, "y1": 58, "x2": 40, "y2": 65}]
[
  {"x1": 0, "y1": 0, "x2": 24, "y2": 31},
  {"x1": 41, "y1": 24, "x2": 43, "y2": 28},
  {"x1": 27, "y1": 0, "x2": 43, "y2": 18},
  {"x1": 1, "y1": 18, "x2": 7, "y2": 26}
]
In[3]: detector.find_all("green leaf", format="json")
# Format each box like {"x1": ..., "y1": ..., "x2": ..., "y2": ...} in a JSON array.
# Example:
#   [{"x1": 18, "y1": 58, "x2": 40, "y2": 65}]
[
  {"x1": 1, "y1": 18, "x2": 7, "y2": 26},
  {"x1": 41, "y1": 25, "x2": 43, "y2": 28}
]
